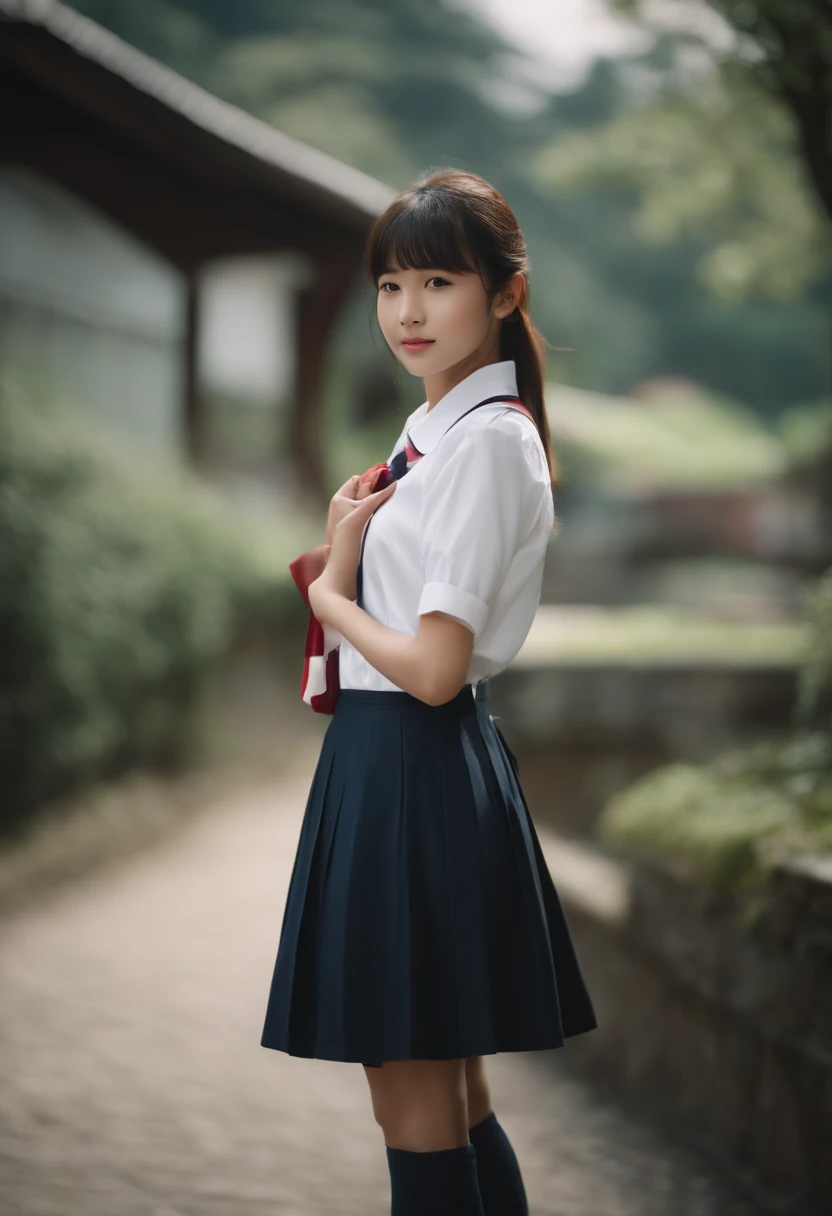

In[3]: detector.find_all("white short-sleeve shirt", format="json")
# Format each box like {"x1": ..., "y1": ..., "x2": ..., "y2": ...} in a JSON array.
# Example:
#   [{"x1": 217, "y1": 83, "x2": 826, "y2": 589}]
[{"x1": 337, "y1": 358, "x2": 555, "y2": 692}]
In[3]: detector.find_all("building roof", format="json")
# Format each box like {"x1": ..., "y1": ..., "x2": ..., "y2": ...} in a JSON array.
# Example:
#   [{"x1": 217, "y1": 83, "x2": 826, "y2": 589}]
[{"x1": 0, "y1": 0, "x2": 396, "y2": 242}]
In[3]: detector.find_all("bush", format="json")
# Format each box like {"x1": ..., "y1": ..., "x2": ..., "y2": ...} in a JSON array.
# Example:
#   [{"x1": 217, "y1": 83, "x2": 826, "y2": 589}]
[
  {"x1": 795, "y1": 565, "x2": 832, "y2": 735},
  {"x1": 777, "y1": 396, "x2": 832, "y2": 468},
  {"x1": 0, "y1": 383, "x2": 301, "y2": 829},
  {"x1": 597, "y1": 733, "x2": 832, "y2": 893},
  {"x1": 598, "y1": 563, "x2": 832, "y2": 893}
]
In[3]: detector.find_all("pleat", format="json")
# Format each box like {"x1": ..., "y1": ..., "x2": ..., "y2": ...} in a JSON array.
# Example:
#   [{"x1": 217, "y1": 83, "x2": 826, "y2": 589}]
[
  {"x1": 519, "y1": 790, "x2": 599, "y2": 1038},
  {"x1": 311, "y1": 740, "x2": 352, "y2": 1055},
  {"x1": 395, "y1": 699, "x2": 415, "y2": 1054},
  {"x1": 447, "y1": 718, "x2": 497, "y2": 1049},
  {"x1": 462, "y1": 711, "x2": 565, "y2": 1049},
  {"x1": 260, "y1": 728, "x2": 340, "y2": 1051},
  {"x1": 260, "y1": 685, "x2": 598, "y2": 1063},
  {"x1": 481, "y1": 706, "x2": 599, "y2": 1041}
]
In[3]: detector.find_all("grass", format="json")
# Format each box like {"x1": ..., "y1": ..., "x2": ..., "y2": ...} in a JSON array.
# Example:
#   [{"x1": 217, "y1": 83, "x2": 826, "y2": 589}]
[
  {"x1": 548, "y1": 382, "x2": 787, "y2": 491},
  {"x1": 516, "y1": 604, "x2": 809, "y2": 668},
  {"x1": 597, "y1": 731, "x2": 832, "y2": 899}
]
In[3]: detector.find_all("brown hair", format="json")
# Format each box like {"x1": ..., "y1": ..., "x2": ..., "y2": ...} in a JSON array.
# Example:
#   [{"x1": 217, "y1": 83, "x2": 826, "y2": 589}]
[{"x1": 364, "y1": 167, "x2": 557, "y2": 487}]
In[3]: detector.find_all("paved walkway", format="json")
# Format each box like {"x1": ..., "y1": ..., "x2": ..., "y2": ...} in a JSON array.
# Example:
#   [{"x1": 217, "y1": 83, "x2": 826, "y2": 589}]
[{"x1": 0, "y1": 740, "x2": 761, "y2": 1216}]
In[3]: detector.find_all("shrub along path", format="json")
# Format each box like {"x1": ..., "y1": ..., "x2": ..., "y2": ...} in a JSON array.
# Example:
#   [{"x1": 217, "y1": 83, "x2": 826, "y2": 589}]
[{"x1": 0, "y1": 741, "x2": 760, "y2": 1216}]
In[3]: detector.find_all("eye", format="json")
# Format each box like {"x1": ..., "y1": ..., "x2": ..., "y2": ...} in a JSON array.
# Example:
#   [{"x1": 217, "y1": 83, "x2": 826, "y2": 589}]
[{"x1": 378, "y1": 276, "x2": 450, "y2": 292}]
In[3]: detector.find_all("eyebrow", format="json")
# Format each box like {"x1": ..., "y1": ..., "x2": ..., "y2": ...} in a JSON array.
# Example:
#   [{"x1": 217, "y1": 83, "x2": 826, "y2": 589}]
[{"x1": 379, "y1": 266, "x2": 456, "y2": 276}]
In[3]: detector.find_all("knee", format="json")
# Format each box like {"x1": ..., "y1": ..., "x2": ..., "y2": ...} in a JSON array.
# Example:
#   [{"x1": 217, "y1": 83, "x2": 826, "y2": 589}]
[{"x1": 381, "y1": 1095, "x2": 470, "y2": 1151}]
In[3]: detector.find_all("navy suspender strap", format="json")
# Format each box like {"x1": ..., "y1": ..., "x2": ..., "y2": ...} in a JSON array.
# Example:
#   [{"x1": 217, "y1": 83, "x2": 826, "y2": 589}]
[
  {"x1": 439, "y1": 393, "x2": 525, "y2": 436},
  {"x1": 355, "y1": 394, "x2": 525, "y2": 610}
]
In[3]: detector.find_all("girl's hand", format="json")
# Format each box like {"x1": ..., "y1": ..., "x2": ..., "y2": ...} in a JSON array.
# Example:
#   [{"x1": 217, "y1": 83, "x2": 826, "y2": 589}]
[
  {"x1": 309, "y1": 481, "x2": 397, "y2": 622},
  {"x1": 325, "y1": 471, "x2": 383, "y2": 547}
]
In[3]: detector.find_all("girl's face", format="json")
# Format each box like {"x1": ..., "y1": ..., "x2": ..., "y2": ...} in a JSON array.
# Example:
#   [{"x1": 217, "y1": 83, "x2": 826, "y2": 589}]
[{"x1": 376, "y1": 263, "x2": 513, "y2": 377}]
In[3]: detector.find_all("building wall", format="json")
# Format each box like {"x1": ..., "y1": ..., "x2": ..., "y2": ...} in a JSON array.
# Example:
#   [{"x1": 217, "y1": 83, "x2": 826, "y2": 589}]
[{"x1": 0, "y1": 167, "x2": 186, "y2": 453}]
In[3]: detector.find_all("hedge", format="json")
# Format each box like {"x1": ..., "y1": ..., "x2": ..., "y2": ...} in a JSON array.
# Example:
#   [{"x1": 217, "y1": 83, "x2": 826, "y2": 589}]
[{"x1": 0, "y1": 382, "x2": 304, "y2": 830}]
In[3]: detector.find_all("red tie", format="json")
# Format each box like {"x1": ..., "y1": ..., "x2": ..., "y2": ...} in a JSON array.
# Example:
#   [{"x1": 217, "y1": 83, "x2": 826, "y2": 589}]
[{"x1": 290, "y1": 397, "x2": 533, "y2": 714}]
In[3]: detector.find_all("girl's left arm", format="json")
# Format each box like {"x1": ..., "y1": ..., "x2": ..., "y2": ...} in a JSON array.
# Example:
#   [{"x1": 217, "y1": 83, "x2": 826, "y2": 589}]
[{"x1": 313, "y1": 591, "x2": 474, "y2": 706}]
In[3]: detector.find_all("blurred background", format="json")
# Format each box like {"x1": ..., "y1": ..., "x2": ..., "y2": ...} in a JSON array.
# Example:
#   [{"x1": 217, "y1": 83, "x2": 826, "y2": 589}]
[{"x1": 1, "y1": 1, "x2": 831, "y2": 1214}]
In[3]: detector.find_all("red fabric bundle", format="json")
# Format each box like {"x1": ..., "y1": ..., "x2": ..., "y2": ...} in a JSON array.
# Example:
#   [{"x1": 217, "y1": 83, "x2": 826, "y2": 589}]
[{"x1": 289, "y1": 461, "x2": 392, "y2": 714}]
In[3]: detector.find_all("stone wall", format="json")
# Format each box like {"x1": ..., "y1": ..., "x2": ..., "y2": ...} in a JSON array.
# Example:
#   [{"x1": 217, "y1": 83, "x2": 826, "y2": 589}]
[
  {"x1": 538, "y1": 826, "x2": 832, "y2": 1214},
  {"x1": 491, "y1": 663, "x2": 798, "y2": 835}
]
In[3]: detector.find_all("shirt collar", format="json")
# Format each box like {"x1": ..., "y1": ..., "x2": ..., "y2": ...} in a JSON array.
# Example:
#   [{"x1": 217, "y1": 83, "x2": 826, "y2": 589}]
[{"x1": 406, "y1": 359, "x2": 520, "y2": 456}]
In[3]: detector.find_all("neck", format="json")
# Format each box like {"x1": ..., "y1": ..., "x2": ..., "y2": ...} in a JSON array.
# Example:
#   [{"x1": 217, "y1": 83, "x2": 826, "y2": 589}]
[{"x1": 423, "y1": 344, "x2": 502, "y2": 413}]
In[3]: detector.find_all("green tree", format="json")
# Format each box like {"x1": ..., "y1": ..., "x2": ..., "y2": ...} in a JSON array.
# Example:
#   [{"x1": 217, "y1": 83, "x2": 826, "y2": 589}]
[
  {"x1": 534, "y1": 0, "x2": 832, "y2": 305},
  {"x1": 534, "y1": 66, "x2": 827, "y2": 301},
  {"x1": 617, "y1": 1, "x2": 832, "y2": 223},
  {"x1": 69, "y1": 0, "x2": 529, "y2": 185}
]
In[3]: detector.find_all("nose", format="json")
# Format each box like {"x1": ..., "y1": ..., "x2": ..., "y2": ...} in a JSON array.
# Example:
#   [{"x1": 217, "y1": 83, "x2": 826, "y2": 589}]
[{"x1": 397, "y1": 290, "x2": 426, "y2": 327}]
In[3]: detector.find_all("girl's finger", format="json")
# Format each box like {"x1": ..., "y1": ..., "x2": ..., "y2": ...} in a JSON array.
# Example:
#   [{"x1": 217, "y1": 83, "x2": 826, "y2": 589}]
[
  {"x1": 356, "y1": 482, "x2": 396, "y2": 511},
  {"x1": 335, "y1": 474, "x2": 361, "y2": 497},
  {"x1": 336, "y1": 482, "x2": 396, "y2": 530}
]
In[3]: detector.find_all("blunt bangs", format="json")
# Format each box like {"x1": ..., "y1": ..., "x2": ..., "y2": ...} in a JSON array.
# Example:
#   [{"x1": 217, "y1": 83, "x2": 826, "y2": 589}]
[{"x1": 368, "y1": 191, "x2": 485, "y2": 284}]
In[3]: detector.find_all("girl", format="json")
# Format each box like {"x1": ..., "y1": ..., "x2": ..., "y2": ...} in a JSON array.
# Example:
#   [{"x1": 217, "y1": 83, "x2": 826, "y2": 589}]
[{"x1": 260, "y1": 167, "x2": 598, "y2": 1215}]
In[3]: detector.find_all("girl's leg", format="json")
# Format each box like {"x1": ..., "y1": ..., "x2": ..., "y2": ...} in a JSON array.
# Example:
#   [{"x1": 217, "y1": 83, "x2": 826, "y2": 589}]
[
  {"x1": 464, "y1": 1055, "x2": 494, "y2": 1127},
  {"x1": 364, "y1": 1059, "x2": 484, "y2": 1215},
  {"x1": 464, "y1": 1056, "x2": 529, "y2": 1216},
  {"x1": 364, "y1": 1057, "x2": 470, "y2": 1150}
]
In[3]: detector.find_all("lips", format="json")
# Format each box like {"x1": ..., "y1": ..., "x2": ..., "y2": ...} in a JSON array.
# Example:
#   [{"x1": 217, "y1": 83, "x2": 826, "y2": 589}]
[{"x1": 402, "y1": 339, "x2": 434, "y2": 349}]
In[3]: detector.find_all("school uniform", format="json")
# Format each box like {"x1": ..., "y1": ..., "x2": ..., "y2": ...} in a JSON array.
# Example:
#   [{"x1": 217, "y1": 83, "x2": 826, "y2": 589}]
[{"x1": 260, "y1": 358, "x2": 598, "y2": 1066}]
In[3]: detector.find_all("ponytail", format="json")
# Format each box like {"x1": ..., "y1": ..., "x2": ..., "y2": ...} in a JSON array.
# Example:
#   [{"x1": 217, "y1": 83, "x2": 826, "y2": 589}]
[{"x1": 500, "y1": 299, "x2": 557, "y2": 490}]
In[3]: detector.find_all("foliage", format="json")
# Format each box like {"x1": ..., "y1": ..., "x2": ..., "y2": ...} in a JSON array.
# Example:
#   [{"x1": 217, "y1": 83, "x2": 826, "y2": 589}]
[
  {"x1": 519, "y1": 604, "x2": 807, "y2": 667},
  {"x1": 614, "y1": 0, "x2": 832, "y2": 225},
  {"x1": 795, "y1": 566, "x2": 832, "y2": 736},
  {"x1": 549, "y1": 381, "x2": 787, "y2": 488},
  {"x1": 776, "y1": 397, "x2": 832, "y2": 465},
  {"x1": 598, "y1": 733, "x2": 832, "y2": 892},
  {"x1": 70, "y1": 0, "x2": 517, "y2": 184},
  {"x1": 534, "y1": 57, "x2": 829, "y2": 301},
  {"x1": 598, "y1": 561, "x2": 832, "y2": 892},
  {"x1": 0, "y1": 382, "x2": 297, "y2": 828}
]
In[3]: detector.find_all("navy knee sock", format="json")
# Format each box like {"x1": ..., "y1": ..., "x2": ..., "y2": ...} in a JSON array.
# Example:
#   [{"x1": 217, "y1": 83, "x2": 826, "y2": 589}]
[
  {"x1": 468, "y1": 1110, "x2": 529, "y2": 1215},
  {"x1": 386, "y1": 1142, "x2": 485, "y2": 1215}
]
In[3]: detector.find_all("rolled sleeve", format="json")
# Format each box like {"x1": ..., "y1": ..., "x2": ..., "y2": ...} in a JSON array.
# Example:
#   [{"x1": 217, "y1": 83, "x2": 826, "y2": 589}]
[
  {"x1": 416, "y1": 422, "x2": 531, "y2": 639},
  {"x1": 417, "y1": 581, "x2": 489, "y2": 636}
]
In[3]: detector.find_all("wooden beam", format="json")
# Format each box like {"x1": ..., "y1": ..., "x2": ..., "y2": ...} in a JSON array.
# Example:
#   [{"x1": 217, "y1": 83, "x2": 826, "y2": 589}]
[
  {"x1": 183, "y1": 271, "x2": 202, "y2": 465},
  {"x1": 292, "y1": 259, "x2": 360, "y2": 506}
]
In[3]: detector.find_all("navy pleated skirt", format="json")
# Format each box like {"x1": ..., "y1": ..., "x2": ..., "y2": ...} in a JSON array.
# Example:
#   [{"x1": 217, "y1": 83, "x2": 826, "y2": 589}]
[{"x1": 260, "y1": 680, "x2": 598, "y2": 1065}]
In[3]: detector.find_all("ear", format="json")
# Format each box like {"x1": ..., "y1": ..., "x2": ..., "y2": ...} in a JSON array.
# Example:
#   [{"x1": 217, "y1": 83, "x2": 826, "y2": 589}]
[{"x1": 498, "y1": 270, "x2": 524, "y2": 318}]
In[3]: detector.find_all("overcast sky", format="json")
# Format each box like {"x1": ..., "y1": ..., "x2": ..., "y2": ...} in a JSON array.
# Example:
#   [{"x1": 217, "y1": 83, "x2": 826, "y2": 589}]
[
  {"x1": 453, "y1": 0, "x2": 651, "y2": 89},
  {"x1": 453, "y1": 0, "x2": 734, "y2": 93}
]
